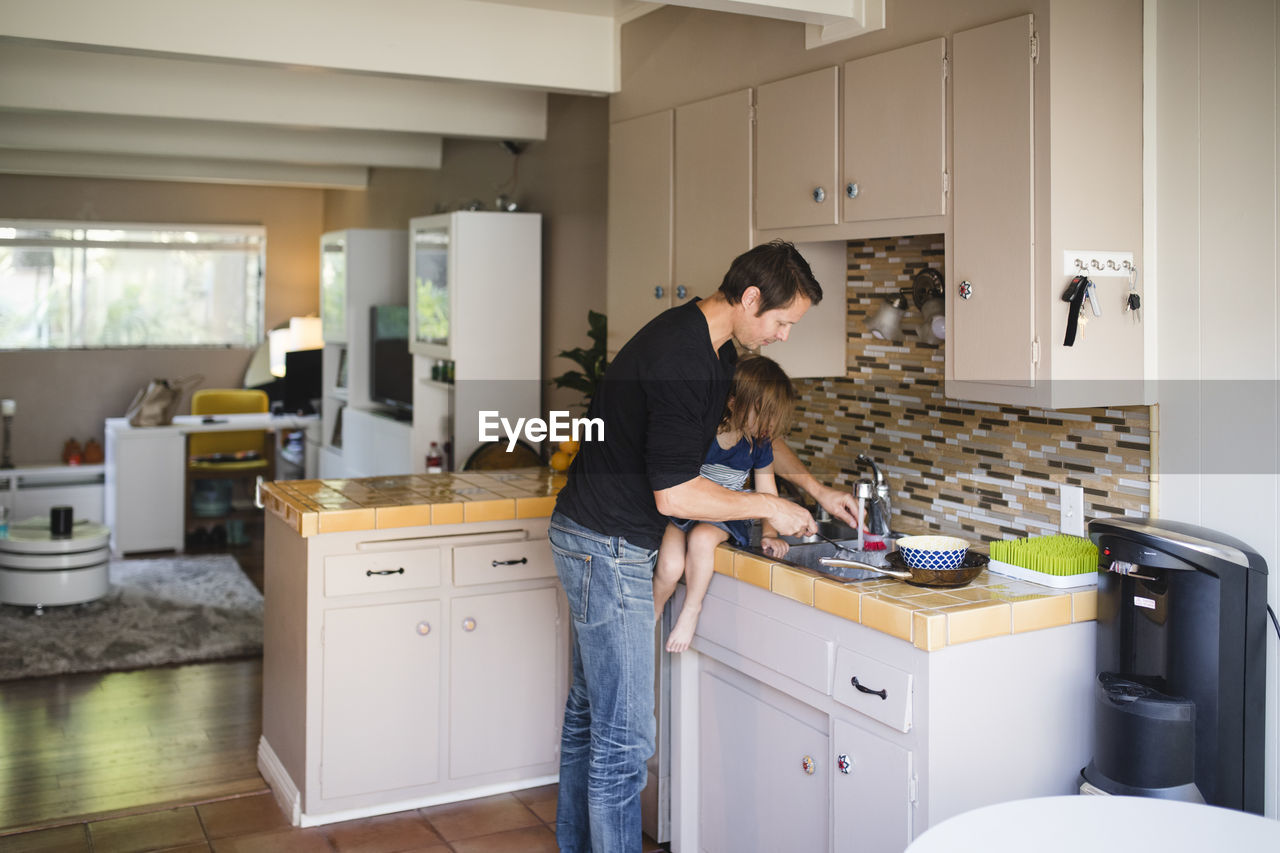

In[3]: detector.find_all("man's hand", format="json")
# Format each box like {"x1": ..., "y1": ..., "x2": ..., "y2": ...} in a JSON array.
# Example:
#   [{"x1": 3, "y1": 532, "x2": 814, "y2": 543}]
[
  {"x1": 763, "y1": 495, "x2": 816, "y2": 538},
  {"x1": 760, "y1": 537, "x2": 790, "y2": 559},
  {"x1": 811, "y1": 483, "x2": 862, "y2": 529}
]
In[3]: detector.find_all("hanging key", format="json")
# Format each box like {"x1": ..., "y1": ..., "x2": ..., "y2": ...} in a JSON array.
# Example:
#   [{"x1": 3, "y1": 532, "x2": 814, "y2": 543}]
[
  {"x1": 1126, "y1": 291, "x2": 1141, "y2": 312},
  {"x1": 1085, "y1": 279, "x2": 1102, "y2": 317},
  {"x1": 1061, "y1": 275, "x2": 1084, "y2": 302}
]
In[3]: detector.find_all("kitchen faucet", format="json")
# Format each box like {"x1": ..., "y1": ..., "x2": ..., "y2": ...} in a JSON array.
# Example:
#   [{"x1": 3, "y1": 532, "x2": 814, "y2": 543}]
[{"x1": 855, "y1": 454, "x2": 892, "y2": 537}]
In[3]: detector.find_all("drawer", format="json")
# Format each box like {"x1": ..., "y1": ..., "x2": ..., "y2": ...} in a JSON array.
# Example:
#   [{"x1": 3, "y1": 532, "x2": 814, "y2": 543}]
[
  {"x1": 324, "y1": 548, "x2": 442, "y2": 597},
  {"x1": 453, "y1": 538, "x2": 556, "y2": 586},
  {"x1": 832, "y1": 647, "x2": 912, "y2": 733},
  {"x1": 696, "y1": 595, "x2": 833, "y2": 695}
]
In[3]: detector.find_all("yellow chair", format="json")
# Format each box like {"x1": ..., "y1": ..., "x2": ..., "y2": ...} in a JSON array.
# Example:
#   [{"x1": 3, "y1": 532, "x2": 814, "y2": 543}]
[{"x1": 186, "y1": 389, "x2": 272, "y2": 550}]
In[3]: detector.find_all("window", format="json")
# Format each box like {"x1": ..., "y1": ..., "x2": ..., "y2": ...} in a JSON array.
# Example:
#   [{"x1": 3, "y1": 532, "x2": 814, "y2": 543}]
[{"x1": 0, "y1": 220, "x2": 264, "y2": 349}]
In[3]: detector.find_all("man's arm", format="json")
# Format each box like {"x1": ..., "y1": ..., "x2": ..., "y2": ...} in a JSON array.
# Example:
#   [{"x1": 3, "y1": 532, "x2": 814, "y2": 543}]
[
  {"x1": 654, "y1": 476, "x2": 815, "y2": 538},
  {"x1": 770, "y1": 441, "x2": 862, "y2": 528}
]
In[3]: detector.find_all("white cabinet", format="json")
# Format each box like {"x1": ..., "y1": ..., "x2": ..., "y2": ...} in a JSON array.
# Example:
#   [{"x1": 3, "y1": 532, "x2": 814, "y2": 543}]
[
  {"x1": 318, "y1": 229, "x2": 408, "y2": 477},
  {"x1": 260, "y1": 514, "x2": 568, "y2": 824},
  {"x1": 948, "y1": 7, "x2": 1145, "y2": 408},
  {"x1": 335, "y1": 408, "x2": 413, "y2": 479},
  {"x1": 756, "y1": 66, "x2": 840, "y2": 230},
  {"x1": 407, "y1": 212, "x2": 542, "y2": 472},
  {"x1": 450, "y1": 586, "x2": 561, "y2": 779},
  {"x1": 670, "y1": 576, "x2": 1096, "y2": 851},
  {"x1": 320, "y1": 599, "x2": 442, "y2": 799},
  {"x1": 698, "y1": 669, "x2": 829, "y2": 853},
  {"x1": 842, "y1": 38, "x2": 947, "y2": 224}
]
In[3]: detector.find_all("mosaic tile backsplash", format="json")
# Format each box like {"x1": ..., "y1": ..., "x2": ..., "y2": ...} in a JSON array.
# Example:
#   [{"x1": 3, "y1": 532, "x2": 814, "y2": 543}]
[{"x1": 787, "y1": 235, "x2": 1152, "y2": 544}]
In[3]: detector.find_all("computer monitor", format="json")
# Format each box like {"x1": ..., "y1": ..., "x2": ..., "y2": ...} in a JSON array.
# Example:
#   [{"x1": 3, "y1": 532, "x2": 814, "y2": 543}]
[{"x1": 282, "y1": 348, "x2": 322, "y2": 414}]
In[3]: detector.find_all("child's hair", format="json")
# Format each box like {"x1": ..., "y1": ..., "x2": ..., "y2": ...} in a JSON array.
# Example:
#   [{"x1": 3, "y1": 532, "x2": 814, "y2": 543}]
[{"x1": 721, "y1": 354, "x2": 796, "y2": 441}]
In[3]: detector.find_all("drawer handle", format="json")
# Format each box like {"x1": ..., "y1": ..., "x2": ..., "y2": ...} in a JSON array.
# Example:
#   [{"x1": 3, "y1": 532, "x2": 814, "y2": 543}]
[
  {"x1": 851, "y1": 676, "x2": 887, "y2": 700},
  {"x1": 366, "y1": 568, "x2": 405, "y2": 577},
  {"x1": 491, "y1": 557, "x2": 528, "y2": 567}
]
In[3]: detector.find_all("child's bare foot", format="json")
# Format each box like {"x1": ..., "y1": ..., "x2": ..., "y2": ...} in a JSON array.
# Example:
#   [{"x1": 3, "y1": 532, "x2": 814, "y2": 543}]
[{"x1": 666, "y1": 609, "x2": 700, "y2": 653}]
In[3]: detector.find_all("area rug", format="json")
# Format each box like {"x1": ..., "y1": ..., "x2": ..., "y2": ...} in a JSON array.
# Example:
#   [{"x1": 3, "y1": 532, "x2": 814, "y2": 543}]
[{"x1": 0, "y1": 555, "x2": 263, "y2": 681}]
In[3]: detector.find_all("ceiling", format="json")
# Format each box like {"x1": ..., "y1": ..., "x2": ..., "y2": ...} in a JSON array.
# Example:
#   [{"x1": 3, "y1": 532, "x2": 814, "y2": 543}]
[{"x1": 0, "y1": 0, "x2": 884, "y2": 188}]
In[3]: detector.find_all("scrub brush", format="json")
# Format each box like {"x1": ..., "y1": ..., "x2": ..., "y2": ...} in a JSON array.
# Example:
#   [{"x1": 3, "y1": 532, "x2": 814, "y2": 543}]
[{"x1": 988, "y1": 534, "x2": 1100, "y2": 588}]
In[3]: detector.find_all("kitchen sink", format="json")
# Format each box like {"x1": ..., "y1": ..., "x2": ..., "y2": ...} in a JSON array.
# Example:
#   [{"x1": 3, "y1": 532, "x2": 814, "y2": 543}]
[{"x1": 743, "y1": 520, "x2": 897, "y2": 583}]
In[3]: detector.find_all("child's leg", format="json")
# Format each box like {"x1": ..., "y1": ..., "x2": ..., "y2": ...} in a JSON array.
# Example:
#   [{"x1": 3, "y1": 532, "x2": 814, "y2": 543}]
[
  {"x1": 666, "y1": 523, "x2": 730, "y2": 653},
  {"x1": 652, "y1": 523, "x2": 687, "y2": 619}
]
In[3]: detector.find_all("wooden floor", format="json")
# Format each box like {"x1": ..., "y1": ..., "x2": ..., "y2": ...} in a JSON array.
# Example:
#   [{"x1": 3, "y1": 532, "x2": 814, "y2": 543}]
[{"x1": 0, "y1": 658, "x2": 266, "y2": 834}]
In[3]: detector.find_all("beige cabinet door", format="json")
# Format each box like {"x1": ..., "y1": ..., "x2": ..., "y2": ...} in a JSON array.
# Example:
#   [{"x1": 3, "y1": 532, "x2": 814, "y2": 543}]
[
  {"x1": 606, "y1": 110, "x2": 674, "y2": 353},
  {"x1": 449, "y1": 585, "x2": 563, "y2": 780},
  {"x1": 756, "y1": 66, "x2": 840, "y2": 230},
  {"x1": 320, "y1": 600, "x2": 441, "y2": 800},
  {"x1": 674, "y1": 88, "x2": 753, "y2": 303},
  {"x1": 843, "y1": 38, "x2": 947, "y2": 223},
  {"x1": 832, "y1": 718, "x2": 914, "y2": 851},
  {"x1": 950, "y1": 15, "x2": 1036, "y2": 386}
]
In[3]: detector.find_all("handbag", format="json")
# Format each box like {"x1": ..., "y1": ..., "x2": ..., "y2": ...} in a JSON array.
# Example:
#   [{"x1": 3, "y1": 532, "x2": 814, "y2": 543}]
[{"x1": 124, "y1": 375, "x2": 204, "y2": 427}]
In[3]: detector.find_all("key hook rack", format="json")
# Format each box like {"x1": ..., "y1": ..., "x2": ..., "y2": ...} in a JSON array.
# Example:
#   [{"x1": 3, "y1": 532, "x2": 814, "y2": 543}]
[{"x1": 1062, "y1": 250, "x2": 1137, "y2": 279}]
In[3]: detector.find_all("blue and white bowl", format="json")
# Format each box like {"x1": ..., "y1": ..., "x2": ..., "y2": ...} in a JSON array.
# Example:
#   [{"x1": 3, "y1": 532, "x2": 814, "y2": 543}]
[{"x1": 896, "y1": 535, "x2": 969, "y2": 570}]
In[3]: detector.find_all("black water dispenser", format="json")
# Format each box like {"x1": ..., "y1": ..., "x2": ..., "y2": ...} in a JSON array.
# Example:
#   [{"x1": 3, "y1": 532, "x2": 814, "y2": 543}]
[{"x1": 1081, "y1": 518, "x2": 1268, "y2": 814}]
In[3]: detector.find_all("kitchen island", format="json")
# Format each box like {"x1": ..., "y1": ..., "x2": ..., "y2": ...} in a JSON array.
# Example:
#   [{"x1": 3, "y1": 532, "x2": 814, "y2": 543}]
[{"x1": 257, "y1": 468, "x2": 567, "y2": 827}]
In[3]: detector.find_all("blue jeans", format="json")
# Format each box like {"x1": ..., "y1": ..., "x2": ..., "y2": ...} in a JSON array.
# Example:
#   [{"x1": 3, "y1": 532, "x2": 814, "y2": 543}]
[{"x1": 549, "y1": 511, "x2": 658, "y2": 853}]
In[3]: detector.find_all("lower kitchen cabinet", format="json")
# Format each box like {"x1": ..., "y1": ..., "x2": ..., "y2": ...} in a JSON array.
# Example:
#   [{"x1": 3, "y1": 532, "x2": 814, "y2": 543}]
[
  {"x1": 670, "y1": 577, "x2": 1095, "y2": 852},
  {"x1": 259, "y1": 513, "x2": 568, "y2": 825},
  {"x1": 699, "y1": 669, "x2": 829, "y2": 852},
  {"x1": 321, "y1": 599, "x2": 442, "y2": 799},
  {"x1": 450, "y1": 586, "x2": 562, "y2": 779}
]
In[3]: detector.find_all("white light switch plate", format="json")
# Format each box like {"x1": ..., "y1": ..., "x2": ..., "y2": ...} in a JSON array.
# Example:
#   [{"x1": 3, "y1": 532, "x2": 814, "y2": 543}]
[{"x1": 1060, "y1": 484, "x2": 1085, "y2": 537}]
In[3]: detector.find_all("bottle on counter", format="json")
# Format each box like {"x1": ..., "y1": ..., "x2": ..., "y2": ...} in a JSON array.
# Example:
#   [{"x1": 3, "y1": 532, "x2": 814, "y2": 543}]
[{"x1": 426, "y1": 442, "x2": 444, "y2": 474}]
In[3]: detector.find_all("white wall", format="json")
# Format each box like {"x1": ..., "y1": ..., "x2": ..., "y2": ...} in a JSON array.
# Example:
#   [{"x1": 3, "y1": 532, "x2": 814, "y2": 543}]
[{"x1": 1149, "y1": 0, "x2": 1280, "y2": 817}]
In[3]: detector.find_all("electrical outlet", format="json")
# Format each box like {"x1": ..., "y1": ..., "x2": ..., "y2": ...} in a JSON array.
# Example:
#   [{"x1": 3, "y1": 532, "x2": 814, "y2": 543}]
[{"x1": 1060, "y1": 484, "x2": 1085, "y2": 537}]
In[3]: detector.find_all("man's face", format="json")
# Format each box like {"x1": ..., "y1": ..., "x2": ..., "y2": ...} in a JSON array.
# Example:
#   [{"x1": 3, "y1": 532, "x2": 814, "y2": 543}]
[{"x1": 734, "y1": 287, "x2": 811, "y2": 350}]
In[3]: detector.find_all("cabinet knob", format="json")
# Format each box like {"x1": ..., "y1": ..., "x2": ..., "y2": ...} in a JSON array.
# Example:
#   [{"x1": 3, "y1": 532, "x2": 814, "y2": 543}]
[
  {"x1": 416, "y1": 621, "x2": 432, "y2": 636},
  {"x1": 676, "y1": 285, "x2": 687, "y2": 300},
  {"x1": 654, "y1": 285, "x2": 665, "y2": 299},
  {"x1": 812, "y1": 186, "x2": 826, "y2": 204},
  {"x1": 462, "y1": 617, "x2": 477, "y2": 632},
  {"x1": 801, "y1": 755, "x2": 816, "y2": 775},
  {"x1": 958, "y1": 280, "x2": 974, "y2": 300},
  {"x1": 837, "y1": 753, "x2": 851, "y2": 775},
  {"x1": 845, "y1": 182, "x2": 860, "y2": 199}
]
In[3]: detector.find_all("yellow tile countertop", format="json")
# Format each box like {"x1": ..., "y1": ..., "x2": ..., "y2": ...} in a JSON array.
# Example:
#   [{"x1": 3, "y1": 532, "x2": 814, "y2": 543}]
[
  {"x1": 259, "y1": 468, "x2": 564, "y2": 537},
  {"x1": 261, "y1": 469, "x2": 1095, "y2": 653},
  {"x1": 718, "y1": 543, "x2": 1098, "y2": 653}
]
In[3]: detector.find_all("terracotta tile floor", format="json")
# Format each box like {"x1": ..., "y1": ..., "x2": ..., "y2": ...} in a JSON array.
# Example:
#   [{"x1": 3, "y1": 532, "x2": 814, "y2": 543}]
[{"x1": 1, "y1": 786, "x2": 669, "y2": 853}]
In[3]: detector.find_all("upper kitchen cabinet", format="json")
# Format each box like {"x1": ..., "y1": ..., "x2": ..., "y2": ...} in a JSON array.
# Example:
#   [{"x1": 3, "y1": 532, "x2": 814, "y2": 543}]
[
  {"x1": 607, "y1": 91, "x2": 753, "y2": 354},
  {"x1": 606, "y1": 109, "x2": 674, "y2": 354},
  {"x1": 947, "y1": 4, "x2": 1146, "y2": 409},
  {"x1": 842, "y1": 38, "x2": 947, "y2": 224},
  {"x1": 674, "y1": 89, "x2": 753, "y2": 312},
  {"x1": 755, "y1": 67, "x2": 840, "y2": 230}
]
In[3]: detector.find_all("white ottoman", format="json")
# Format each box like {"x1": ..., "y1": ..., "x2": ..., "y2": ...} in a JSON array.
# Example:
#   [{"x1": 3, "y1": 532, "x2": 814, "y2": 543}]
[{"x1": 0, "y1": 520, "x2": 111, "y2": 614}]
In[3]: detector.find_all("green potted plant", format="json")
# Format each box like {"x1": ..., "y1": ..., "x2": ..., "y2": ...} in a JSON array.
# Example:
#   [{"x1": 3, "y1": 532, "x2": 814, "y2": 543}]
[{"x1": 551, "y1": 310, "x2": 609, "y2": 412}]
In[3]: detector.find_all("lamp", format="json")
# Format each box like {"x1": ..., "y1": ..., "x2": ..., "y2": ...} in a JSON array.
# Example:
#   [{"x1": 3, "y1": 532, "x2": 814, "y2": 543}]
[
  {"x1": 269, "y1": 316, "x2": 325, "y2": 377},
  {"x1": 864, "y1": 294, "x2": 909, "y2": 341}
]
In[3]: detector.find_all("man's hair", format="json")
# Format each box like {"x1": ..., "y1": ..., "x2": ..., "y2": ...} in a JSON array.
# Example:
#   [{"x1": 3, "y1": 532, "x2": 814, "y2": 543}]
[
  {"x1": 718, "y1": 239, "x2": 823, "y2": 314},
  {"x1": 721, "y1": 354, "x2": 797, "y2": 442}
]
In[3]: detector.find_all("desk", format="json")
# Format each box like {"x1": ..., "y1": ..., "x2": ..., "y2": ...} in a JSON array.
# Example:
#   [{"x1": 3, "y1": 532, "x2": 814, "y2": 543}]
[
  {"x1": 105, "y1": 414, "x2": 319, "y2": 555},
  {"x1": 905, "y1": 795, "x2": 1279, "y2": 853}
]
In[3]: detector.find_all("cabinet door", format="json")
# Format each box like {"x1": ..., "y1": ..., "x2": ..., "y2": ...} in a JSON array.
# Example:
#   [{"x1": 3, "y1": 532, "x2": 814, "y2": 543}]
[
  {"x1": 832, "y1": 719, "x2": 913, "y2": 853},
  {"x1": 756, "y1": 66, "x2": 840, "y2": 230},
  {"x1": 607, "y1": 110, "x2": 673, "y2": 353},
  {"x1": 449, "y1": 586, "x2": 563, "y2": 779},
  {"x1": 674, "y1": 88, "x2": 753, "y2": 301},
  {"x1": 843, "y1": 38, "x2": 947, "y2": 222},
  {"x1": 698, "y1": 671, "x2": 828, "y2": 853},
  {"x1": 320, "y1": 234, "x2": 347, "y2": 344},
  {"x1": 951, "y1": 15, "x2": 1036, "y2": 386},
  {"x1": 321, "y1": 600, "x2": 441, "y2": 800}
]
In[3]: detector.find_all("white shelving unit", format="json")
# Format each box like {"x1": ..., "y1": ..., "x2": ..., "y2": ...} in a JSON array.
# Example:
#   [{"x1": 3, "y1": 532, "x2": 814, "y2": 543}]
[
  {"x1": 407, "y1": 212, "x2": 542, "y2": 471},
  {"x1": 317, "y1": 228, "x2": 408, "y2": 479}
]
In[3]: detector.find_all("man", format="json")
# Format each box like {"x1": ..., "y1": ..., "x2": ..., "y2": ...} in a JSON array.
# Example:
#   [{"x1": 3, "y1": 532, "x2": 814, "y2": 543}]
[{"x1": 550, "y1": 240, "x2": 858, "y2": 852}]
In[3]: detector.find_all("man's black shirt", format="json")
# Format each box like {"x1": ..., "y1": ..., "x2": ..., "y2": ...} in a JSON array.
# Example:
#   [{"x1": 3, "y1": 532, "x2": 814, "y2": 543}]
[{"x1": 554, "y1": 299, "x2": 737, "y2": 551}]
